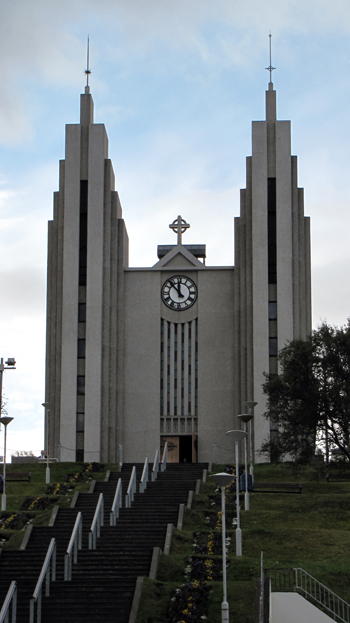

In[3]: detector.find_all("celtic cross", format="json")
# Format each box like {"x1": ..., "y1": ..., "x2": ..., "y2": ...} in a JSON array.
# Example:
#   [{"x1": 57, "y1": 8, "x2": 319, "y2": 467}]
[{"x1": 169, "y1": 215, "x2": 190, "y2": 245}]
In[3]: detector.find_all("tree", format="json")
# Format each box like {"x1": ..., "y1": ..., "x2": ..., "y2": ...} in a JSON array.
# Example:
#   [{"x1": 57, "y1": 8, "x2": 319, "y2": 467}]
[{"x1": 261, "y1": 321, "x2": 350, "y2": 463}]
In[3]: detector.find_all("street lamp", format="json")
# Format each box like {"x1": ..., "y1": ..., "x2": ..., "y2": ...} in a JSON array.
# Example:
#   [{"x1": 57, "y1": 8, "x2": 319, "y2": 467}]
[
  {"x1": 0, "y1": 358, "x2": 16, "y2": 425},
  {"x1": 42, "y1": 402, "x2": 53, "y2": 484},
  {"x1": 226, "y1": 429, "x2": 248, "y2": 556},
  {"x1": 1, "y1": 416, "x2": 14, "y2": 511},
  {"x1": 237, "y1": 414, "x2": 253, "y2": 511},
  {"x1": 209, "y1": 472, "x2": 236, "y2": 623},
  {"x1": 244, "y1": 401, "x2": 258, "y2": 481}
]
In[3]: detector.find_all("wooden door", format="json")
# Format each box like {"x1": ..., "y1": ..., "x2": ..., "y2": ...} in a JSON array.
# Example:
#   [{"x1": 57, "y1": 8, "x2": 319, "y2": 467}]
[{"x1": 161, "y1": 436, "x2": 179, "y2": 463}]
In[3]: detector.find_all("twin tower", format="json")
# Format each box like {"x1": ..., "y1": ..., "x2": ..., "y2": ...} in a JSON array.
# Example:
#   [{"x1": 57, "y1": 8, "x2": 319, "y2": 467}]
[{"x1": 45, "y1": 81, "x2": 311, "y2": 465}]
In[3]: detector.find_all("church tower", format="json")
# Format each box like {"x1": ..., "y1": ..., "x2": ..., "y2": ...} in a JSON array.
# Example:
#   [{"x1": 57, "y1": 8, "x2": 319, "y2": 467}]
[
  {"x1": 45, "y1": 86, "x2": 129, "y2": 463},
  {"x1": 233, "y1": 78, "x2": 311, "y2": 458}
]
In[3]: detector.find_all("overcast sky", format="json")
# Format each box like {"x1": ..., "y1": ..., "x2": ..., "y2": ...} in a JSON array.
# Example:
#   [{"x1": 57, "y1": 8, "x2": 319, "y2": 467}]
[{"x1": 0, "y1": 0, "x2": 350, "y2": 457}]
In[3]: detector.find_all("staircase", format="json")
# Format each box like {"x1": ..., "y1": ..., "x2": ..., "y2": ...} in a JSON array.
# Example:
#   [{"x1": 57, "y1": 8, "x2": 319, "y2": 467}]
[{"x1": 0, "y1": 462, "x2": 207, "y2": 623}]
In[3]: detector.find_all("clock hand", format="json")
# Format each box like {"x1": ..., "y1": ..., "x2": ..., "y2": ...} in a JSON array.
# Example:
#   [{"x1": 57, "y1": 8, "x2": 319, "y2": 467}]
[{"x1": 175, "y1": 280, "x2": 184, "y2": 298}]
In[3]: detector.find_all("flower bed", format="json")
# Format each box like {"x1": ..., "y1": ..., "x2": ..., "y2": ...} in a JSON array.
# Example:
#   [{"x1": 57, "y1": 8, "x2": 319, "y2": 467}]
[
  {"x1": 46, "y1": 482, "x2": 71, "y2": 495},
  {"x1": 45, "y1": 461, "x2": 103, "y2": 495},
  {"x1": 0, "y1": 512, "x2": 34, "y2": 531},
  {"x1": 193, "y1": 531, "x2": 231, "y2": 556},
  {"x1": 20, "y1": 496, "x2": 57, "y2": 511},
  {"x1": 185, "y1": 557, "x2": 223, "y2": 582},
  {"x1": 204, "y1": 510, "x2": 236, "y2": 530},
  {"x1": 167, "y1": 580, "x2": 211, "y2": 622}
]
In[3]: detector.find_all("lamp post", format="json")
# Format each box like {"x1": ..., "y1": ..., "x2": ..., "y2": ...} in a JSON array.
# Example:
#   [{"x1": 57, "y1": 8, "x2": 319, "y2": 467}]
[
  {"x1": 226, "y1": 429, "x2": 248, "y2": 556},
  {"x1": 0, "y1": 358, "x2": 16, "y2": 424},
  {"x1": 1, "y1": 416, "x2": 14, "y2": 511},
  {"x1": 209, "y1": 472, "x2": 236, "y2": 623},
  {"x1": 42, "y1": 402, "x2": 53, "y2": 484},
  {"x1": 237, "y1": 414, "x2": 253, "y2": 511},
  {"x1": 244, "y1": 401, "x2": 258, "y2": 481}
]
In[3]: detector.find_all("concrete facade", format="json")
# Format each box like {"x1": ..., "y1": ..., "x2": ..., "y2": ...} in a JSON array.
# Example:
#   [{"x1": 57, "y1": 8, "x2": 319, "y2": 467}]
[{"x1": 45, "y1": 81, "x2": 311, "y2": 464}]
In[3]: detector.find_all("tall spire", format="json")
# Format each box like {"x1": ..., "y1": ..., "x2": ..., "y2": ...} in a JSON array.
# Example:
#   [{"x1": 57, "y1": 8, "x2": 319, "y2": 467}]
[
  {"x1": 80, "y1": 35, "x2": 94, "y2": 125},
  {"x1": 265, "y1": 32, "x2": 276, "y2": 90},
  {"x1": 84, "y1": 35, "x2": 92, "y2": 94}
]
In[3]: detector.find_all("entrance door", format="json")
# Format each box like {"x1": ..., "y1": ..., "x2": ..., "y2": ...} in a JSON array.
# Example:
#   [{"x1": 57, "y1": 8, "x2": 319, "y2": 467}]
[
  {"x1": 161, "y1": 436, "x2": 179, "y2": 463},
  {"x1": 161, "y1": 435, "x2": 198, "y2": 463},
  {"x1": 179, "y1": 436, "x2": 192, "y2": 463}
]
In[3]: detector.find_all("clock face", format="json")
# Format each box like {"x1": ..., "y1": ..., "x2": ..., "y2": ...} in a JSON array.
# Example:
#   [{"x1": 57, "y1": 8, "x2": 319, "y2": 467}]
[{"x1": 161, "y1": 275, "x2": 198, "y2": 311}]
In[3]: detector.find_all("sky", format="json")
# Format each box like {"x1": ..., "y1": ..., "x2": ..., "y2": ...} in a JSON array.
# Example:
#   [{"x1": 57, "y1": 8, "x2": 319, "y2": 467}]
[{"x1": 0, "y1": 0, "x2": 350, "y2": 457}]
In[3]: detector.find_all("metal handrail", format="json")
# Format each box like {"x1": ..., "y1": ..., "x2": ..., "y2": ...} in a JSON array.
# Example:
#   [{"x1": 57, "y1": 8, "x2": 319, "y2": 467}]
[
  {"x1": 125, "y1": 466, "x2": 136, "y2": 507},
  {"x1": 110, "y1": 478, "x2": 122, "y2": 525},
  {"x1": 0, "y1": 581, "x2": 17, "y2": 623},
  {"x1": 89, "y1": 493, "x2": 104, "y2": 550},
  {"x1": 64, "y1": 512, "x2": 82, "y2": 581},
  {"x1": 29, "y1": 538, "x2": 56, "y2": 623},
  {"x1": 151, "y1": 449, "x2": 159, "y2": 482},
  {"x1": 161, "y1": 442, "x2": 168, "y2": 472},
  {"x1": 294, "y1": 567, "x2": 350, "y2": 623},
  {"x1": 140, "y1": 457, "x2": 149, "y2": 493},
  {"x1": 119, "y1": 443, "x2": 123, "y2": 469}
]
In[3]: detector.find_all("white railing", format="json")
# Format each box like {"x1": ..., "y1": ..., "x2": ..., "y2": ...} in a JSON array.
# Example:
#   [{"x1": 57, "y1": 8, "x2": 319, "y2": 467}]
[
  {"x1": 125, "y1": 466, "x2": 136, "y2": 507},
  {"x1": 0, "y1": 581, "x2": 17, "y2": 623},
  {"x1": 295, "y1": 568, "x2": 350, "y2": 623},
  {"x1": 119, "y1": 443, "x2": 123, "y2": 469},
  {"x1": 89, "y1": 493, "x2": 104, "y2": 550},
  {"x1": 151, "y1": 449, "x2": 159, "y2": 482},
  {"x1": 140, "y1": 457, "x2": 149, "y2": 493},
  {"x1": 161, "y1": 442, "x2": 168, "y2": 472},
  {"x1": 29, "y1": 538, "x2": 56, "y2": 623},
  {"x1": 64, "y1": 512, "x2": 82, "y2": 581},
  {"x1": 110, "y1": 478, "x2": 122, "y2": 525}
]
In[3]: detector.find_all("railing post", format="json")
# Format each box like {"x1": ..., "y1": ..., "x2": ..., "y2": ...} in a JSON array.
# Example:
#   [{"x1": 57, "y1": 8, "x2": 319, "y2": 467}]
[
  {"x1": 152, "y1": 449, "x2": 159, "y2": 482},
  {"x1": 11, "y1": 586, "x2": 16, "y2": 623},
  {"x1": 0, "y1": 581, "x2": 17, "y2": 623},
  {"x1": 126, "y1": 466, "x2": 136, "y2": 507},
  {"x1": 29, "y1": 598, "x2": 34, "y2": 623},
  {"x1": 161, "y1": 442, "x2": 168, "y2": 472}
]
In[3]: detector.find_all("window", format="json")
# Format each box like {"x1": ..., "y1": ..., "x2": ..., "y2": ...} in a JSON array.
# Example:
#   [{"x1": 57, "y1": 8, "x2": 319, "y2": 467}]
[
  {"x1": 78, "y1": 303, "x2": 86, "y2": 322},
  {"x1": 76, "y1": 449, "x2": 84, "y2": 462},
  {"x1": 76, "y1": 413, "x2": 84, "y2": 432},
  {"x1": 269, "y1": 337, "x2": 278, "y2": 357},
  {"x1": 78, "y1": 339, "x2": 86, "y2": 359},
  {"x1": 268, "y1": 302, "x2": 277, "y2": 320},
  {"x1": 77, "y1": 376, "x2": 85, "y2": 395}
]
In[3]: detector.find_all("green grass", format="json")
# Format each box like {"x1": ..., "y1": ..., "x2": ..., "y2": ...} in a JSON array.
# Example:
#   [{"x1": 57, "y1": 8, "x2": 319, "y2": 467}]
[
  {"x1": 136, "y1": 462, "x2": 350, "y2": 622},
  {"x1": 0, "y1": 461, "x2": 119, "y2": 549}
]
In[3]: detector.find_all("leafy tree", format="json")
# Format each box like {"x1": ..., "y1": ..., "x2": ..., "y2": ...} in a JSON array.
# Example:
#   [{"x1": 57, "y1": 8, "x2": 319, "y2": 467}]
[{"x1": 261, "y1": 321, "x2": 350, "y2": 463}]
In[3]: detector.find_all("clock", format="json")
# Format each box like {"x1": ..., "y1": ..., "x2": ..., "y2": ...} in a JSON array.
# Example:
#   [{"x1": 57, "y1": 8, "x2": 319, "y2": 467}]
[{"x1": 161, "y1": 275, "x2": 197, "y2": 311}]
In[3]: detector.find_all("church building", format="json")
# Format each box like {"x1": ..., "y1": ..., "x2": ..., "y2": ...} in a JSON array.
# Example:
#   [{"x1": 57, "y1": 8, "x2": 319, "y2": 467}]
[{"x1": 44, "y1": 77, "x2": 311, "y2": 465}]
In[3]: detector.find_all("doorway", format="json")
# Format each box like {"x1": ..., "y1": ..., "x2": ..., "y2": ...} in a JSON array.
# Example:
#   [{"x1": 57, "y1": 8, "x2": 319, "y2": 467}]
[{"x1": 161, "y1": 434, "x2": 198, "y2": 463}]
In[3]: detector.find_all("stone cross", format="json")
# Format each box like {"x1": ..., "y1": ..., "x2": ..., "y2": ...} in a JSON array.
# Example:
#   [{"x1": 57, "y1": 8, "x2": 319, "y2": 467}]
[{"x1": 169, "y1": 215, "x2": 190, "y2": 245}]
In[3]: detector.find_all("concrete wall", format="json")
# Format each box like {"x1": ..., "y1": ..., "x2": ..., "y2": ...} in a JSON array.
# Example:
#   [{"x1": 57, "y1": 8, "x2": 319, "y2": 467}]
[
  {"x1": 59, "y1": 124, "x2": 81, "y2": 462},
  {"x1": 123, "y1": 270, "x2": 162, "y2": 462},
  {"x1": 123, "y1": 263, "x2": 235, "y2": 464}
]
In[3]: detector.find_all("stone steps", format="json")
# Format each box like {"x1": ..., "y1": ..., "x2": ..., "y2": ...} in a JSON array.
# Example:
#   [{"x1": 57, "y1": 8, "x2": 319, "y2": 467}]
[{"x1": 0, "y1": 462, "x2": 207, "y2": 623}]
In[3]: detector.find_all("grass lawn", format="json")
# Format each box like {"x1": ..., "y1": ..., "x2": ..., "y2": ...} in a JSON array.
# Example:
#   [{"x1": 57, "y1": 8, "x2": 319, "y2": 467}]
[
  {"x1": 0, "y1": 461, "x2": 119, "y2": 549},
  {"x1": 137, "y1": 461, "x2": 350, "y2": 622}
]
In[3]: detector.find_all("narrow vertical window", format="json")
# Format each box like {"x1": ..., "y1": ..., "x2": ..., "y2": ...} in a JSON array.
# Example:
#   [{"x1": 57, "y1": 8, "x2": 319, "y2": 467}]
[
  {"x1": 268, "y1": 178, "x2": 277, "y2": 284},
  {"x1": 78, "y1": 303, "x2": 86, "y2": 322},
  {"x1": 77, "y1": 339, "x2": 86, "y2": 359},
  {"x1": 79, "y1": 181, "x2": 88, "y2": 286}
]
